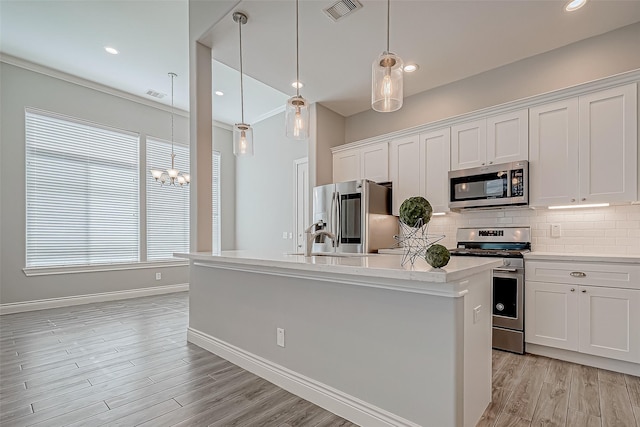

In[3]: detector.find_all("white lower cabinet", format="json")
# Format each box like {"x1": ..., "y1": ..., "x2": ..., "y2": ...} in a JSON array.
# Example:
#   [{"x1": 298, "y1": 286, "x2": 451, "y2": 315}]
[
  {"x1": 525, "y1": 281, "x2": 579, "y2": 351},
  {"x1": 525, "y1": 260, "x2": 640, "y2": 364},
  {"x1": 578, "y1": 285, "x2": 640, "y2": 363}
]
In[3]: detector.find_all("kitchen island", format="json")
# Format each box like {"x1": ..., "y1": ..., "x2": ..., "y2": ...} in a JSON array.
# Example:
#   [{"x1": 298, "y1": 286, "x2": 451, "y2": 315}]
[{"x1": 177, "y1": 251, "x2": 502, "y2": 427}]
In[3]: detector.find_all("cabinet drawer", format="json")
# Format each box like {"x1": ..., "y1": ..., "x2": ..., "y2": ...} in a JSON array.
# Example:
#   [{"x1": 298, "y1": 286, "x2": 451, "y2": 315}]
[{"x1": 525, "y1": 261, "x2": 640, "y2": 290}]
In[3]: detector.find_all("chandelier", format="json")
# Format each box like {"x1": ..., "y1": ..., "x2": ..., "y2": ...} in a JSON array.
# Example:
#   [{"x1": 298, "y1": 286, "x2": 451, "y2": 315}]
[{"x1": 150, "y1": 72, "x2": 190, "y2": 185}]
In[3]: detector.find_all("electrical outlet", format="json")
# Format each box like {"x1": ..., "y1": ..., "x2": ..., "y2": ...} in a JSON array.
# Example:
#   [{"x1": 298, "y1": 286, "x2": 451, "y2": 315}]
[
  {"x1": 551, "y1": 224, "x2": 562, "y2": 238},
  {"x1": 288, "y1": 232, "x2": 293, "y2": 239},
  {"x1": 282, "y1": 231, "x2": 288, "y2": 239},
  {"x1": 155, "y1": 272, "x2": 162, "y2": 280},
  {"x1": 277, "y1": 328, "x2": 285, "y2": 347}
]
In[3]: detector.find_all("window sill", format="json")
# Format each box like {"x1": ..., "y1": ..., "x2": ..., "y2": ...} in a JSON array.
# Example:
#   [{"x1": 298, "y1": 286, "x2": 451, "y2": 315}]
[{"x1": 23, "y1": 260, "x2": 189, "y2": 277}]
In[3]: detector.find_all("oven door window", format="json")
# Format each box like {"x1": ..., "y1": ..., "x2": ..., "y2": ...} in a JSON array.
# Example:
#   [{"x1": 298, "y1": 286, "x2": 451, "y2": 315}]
[
  {"x1": 493, "y1": 276, "x2": 518, "y2": 318},
  {"x1": 451, "y1": 171, "x2": 508, "y2": 202}
]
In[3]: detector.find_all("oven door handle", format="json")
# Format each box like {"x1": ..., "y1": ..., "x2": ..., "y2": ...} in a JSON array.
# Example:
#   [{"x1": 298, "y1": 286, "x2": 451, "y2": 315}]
[{"x1": 493, "y1": 267, "x2": 518, "y2": 273}]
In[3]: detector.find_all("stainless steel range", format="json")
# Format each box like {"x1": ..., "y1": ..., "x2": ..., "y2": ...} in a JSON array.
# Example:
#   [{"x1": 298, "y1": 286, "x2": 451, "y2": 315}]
[{"x1": 450, "y1": 227, "x2": 531, "y2": 354}]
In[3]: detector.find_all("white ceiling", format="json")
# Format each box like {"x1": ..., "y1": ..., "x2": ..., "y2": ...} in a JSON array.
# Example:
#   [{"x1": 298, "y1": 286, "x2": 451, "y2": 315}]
[{"x1": 2, "y1": 0, "x2": 640, "y2": 125}]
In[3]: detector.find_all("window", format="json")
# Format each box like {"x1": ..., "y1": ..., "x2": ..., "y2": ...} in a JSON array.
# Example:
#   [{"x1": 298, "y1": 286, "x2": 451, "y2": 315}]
[
  {"x1": 146, "y1": 138, "x2": 190, "y2": 260},
  {"x1": 25, "y1": 109, "x2": 139, "y2": 268},
  {"x1": 212, "y1": 151, "x2": 221, "y2": 253}
]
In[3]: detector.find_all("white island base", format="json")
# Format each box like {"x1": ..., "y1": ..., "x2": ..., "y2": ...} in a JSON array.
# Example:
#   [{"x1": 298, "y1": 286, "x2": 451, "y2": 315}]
[{"x1": 179, "y1": 251, "x2": 501, "y2": 427}]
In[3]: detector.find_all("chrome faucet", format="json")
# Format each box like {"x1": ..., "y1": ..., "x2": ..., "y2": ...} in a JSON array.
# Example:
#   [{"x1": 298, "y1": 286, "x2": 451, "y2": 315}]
[{"x1": 304, "y1": 220, "x2": 336, "y2": 256}]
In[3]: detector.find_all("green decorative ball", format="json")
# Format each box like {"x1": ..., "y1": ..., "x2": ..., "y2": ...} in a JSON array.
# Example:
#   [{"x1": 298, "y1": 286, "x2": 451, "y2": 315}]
[
  {"x1": 425, "y1": 244, "x2": 451, "y2": 268},
  {"x1": 399, "y1": 196, "x2": 433, "y2": 227}
]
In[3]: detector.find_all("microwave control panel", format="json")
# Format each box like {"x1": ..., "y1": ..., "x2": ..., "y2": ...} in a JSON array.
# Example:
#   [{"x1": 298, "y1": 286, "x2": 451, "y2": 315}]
[{"x1": 510, "y1": 169, "x2": 524, "y2": 197}]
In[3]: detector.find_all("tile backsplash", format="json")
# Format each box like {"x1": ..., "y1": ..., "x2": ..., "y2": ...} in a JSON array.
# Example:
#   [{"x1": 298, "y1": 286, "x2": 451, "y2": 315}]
[{"x1": 426, "y1": 205, "x2": 640, "y2": 255}]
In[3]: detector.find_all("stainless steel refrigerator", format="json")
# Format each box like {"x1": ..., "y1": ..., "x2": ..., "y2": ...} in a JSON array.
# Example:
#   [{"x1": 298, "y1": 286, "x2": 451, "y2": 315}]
[{"x1": 311, "y1": 179, "x2": 397, "y2": 254}]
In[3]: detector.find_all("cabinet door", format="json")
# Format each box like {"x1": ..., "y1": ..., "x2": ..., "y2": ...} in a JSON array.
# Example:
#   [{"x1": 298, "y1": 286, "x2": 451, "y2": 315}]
[
  {"x1": 578, "y1": 285, "x2": 640, "y2": 363},
  {"x1": 360, "y1": 142, "x2": 389, "y2": 183},
  {"x1": 487, "y1": 109, "x2": 528, "y2": 165},
  {"x1": 333, "y1": 148, "x2": 360, "y2": 183},
  {"x1": 529, "y1": 99, "x2": 580, "y2": 207},
  {"x1": 389, "y1": 134, "x2": 421, "y2": 216},
  {"x1": 578, "y1": 84, "x2": 638, "y2": 204},
  {"x1": 525, "y1": 281, "x2": 579, "y2": 351},
  {"x1": 420, "y1": 129, "x2": 450, "y2": 213},
  {"x1": 451, "y1": 119, "x2": 486, "y2": 170}
]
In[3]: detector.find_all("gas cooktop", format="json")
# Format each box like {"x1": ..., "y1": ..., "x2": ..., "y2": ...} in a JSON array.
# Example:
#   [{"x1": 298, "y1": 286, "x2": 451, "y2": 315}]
[{"x1": 449, "y1": 226, "x2": 532, "y2": 258}]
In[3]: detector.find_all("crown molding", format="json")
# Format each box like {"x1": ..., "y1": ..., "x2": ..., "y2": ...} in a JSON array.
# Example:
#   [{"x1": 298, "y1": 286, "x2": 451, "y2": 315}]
[{"x1": 0, "y1": 52, "x2": 190, "y2": 118}]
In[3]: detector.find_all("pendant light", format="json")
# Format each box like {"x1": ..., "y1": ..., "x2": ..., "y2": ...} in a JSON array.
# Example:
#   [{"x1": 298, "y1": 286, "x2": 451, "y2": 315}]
[
  {"x1": 150, "y1": 72, "x2": 190, "y2": 186},
  {"x1": 285, "y1": 0, "x2": 309, "y2": 140},
  {"x1": 232, "y1": 12, "x2": 253, "y2": 157},
  {"x1": 371, "y1": 0, "x2": 403, "y2": 113}
]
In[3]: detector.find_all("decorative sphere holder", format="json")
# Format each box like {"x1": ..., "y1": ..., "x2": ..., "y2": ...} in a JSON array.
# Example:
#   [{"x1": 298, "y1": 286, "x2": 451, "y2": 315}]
[{"x1": 394, "y1": 218, "x2": 445, "y2": 267}]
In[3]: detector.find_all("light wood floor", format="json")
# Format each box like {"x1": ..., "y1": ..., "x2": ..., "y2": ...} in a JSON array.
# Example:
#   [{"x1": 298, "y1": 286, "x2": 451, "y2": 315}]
[{"x1": 0, "y1": 292, "x2": 638, "y2": 427}]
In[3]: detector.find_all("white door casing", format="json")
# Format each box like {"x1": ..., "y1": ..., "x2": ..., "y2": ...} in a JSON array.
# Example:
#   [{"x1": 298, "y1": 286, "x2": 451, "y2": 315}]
[{"x1": 294, "y1": 158, "x2": 309, "y2": 252}]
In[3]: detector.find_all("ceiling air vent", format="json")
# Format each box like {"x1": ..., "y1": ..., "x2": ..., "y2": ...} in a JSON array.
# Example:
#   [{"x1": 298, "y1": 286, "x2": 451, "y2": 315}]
[
  {"x1": 323, "y1": 0, "x2": 362, "y2": 22},
  {"x1": 145, "y1": 89, "x2": 166, "y2": 99}
]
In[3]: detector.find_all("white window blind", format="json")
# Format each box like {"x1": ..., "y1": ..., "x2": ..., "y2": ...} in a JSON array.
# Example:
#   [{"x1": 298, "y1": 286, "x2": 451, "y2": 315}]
[
  {"x1": 146, "y1": 137, "x2": 190, "y2": 260},
  {"x1": 25, "y1": 109, "x2": 139, "y2": 268},
  {"x1": 212, "y1": 151, "x2": 221, "y2": 253}
]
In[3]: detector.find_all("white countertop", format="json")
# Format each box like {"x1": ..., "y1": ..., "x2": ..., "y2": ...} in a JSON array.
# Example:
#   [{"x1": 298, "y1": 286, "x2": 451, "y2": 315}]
[
  {"x1": 525, "y1": 252, "x2": 640, "y2": 264},
  {"x1": 176, "y1": 250, "x2": 502, "y2": 285}
]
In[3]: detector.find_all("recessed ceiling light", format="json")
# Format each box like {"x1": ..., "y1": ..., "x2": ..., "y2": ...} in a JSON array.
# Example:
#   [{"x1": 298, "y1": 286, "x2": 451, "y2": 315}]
[
  {"x1": 564, "y1": 0, "x2": 587, "y2": 12},
  {"x1": 404, "y1": 64, "x2": 419, "y2": 73},
  {"x1": 291, "y1": 81, "x2": 304, "y2": 89},
  {"x1": 104, "y1": 46, "x2": 119, "y2": 55},
  {"x1": 215, "y1": 91, "x2": 224, "y2": 96}
]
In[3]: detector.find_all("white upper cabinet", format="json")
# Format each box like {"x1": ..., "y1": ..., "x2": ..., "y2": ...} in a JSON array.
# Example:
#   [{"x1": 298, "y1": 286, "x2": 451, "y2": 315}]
[
  {"x1": 389, "y1": 134, "x2": 421, "y2": 216},
  {"x1": 486, "y1": 109, "x2": 529, "y2": 165},
  {"x1": 333, "y1": 142, "x2": 388, "y2": 183},
  {"x1": 451, "y1": 110, "x2": 528, "y2": 171},
  {"x1": 420, "y1": 129, "x2": 451, "y2": 213},
  {"x1": 578, "y1": 84, "x2": 637, "y2": 204},
  {"x1": 332, "y1": 148, "x2": 360, "y2": 183},
  {"x1": 451, "y1": 119, "x2": 486, "y2": 170},
  {"x1": 529, "y1": 99, "x2": 580, "y2": 207},
  {"x1": 530, "y1": 83, "x2": 637, "y2": 207},
  {"x1": 360, "y1": 142, "x2": 389, "y2": 183}
]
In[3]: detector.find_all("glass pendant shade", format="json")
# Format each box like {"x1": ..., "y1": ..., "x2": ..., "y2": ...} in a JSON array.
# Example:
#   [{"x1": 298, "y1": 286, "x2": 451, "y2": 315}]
[
  {"x1": 233, "y1": 123, "x2": 254, "y2": 156},
  {"x1": 285, "y1": 95, "x2": 309, "y2": 140},
  {"x1": 372, "y1": 51, "x2": 403, "y2": 112}
]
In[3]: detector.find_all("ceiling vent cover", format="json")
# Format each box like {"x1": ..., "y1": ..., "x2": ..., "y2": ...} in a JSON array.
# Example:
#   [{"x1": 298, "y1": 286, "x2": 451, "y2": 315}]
[
  {"x1": 146, "y1": 89, "x2": 166, "y2": 99},
  {"x1": 323, "y1": 0, "x2": 362, "y2": 22}
]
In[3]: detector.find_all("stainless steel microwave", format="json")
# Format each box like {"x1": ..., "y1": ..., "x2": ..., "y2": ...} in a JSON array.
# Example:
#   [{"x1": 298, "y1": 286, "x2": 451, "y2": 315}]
[{"x1": 448, "y1": 161, "x2": 528, "y2": 211}]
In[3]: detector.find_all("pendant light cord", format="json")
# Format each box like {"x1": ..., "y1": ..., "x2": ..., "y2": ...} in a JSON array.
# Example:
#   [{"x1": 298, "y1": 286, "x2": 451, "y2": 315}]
[
  {"x1": 296, "y1": 0, "x2": 300, "y2": 97},
  {"x1": 386, "y1": 0, "x2": 390, "y2": 53},
  {"x1": 238, "y1": 17, "x2": 245, "y2": 124},
  {"x1": 170, "y1": 72, "x2": 176, "y2": 169}
]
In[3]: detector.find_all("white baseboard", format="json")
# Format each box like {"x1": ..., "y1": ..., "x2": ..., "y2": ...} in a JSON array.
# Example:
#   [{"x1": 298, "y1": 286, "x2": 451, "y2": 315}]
[
  {"x1": 187, "y1": 328, "x2": 420, "y2": 427},
  {"x1": 526, "y1": 343, "x2": 640, "y2": 376},
  {"x1": 0, "y1": 283, "x2": 189, "y2": 315}
]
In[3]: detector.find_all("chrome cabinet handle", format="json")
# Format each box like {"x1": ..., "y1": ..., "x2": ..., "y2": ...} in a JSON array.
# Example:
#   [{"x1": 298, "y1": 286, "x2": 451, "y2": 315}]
[
  {"x1": 481, "y1": 162, "x2": 485, "y2": 166},
  {"x1": 489, "y1": 161, "x2": 493, "y2": 164},
  {"x1": 582, "y1": 290, "x2": 587, "y2": 293},
  {"x1": 571, "y1": 198, "x2": 576, "y2": 202},
  {"x1": 570, "y1": 271, "x2": 586, "y2": 277},
  {"x1": 581, "y1": 198, "x2": 586, "y2": 201},
  {"x1": 570, "y1": 288, "x2": 575, "y2": 292}
]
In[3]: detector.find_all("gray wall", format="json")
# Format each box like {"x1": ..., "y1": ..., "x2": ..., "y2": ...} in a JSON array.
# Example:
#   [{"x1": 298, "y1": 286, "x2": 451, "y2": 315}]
[
  {"x1": 312, "y1": 104, "x2": 345, "y2": 187},
  {"x1": 0, "y1": 62, "x2": 190, "y2": 304},
  {"x1": 213, "y1": 125, "x2": 236, "y2": 250},
  {"x1": 345, "y1": 22, "x2": 640, "y2": 143},
  {"x1": 235, "y1": 112, "x2": 308, "y2": 251}
]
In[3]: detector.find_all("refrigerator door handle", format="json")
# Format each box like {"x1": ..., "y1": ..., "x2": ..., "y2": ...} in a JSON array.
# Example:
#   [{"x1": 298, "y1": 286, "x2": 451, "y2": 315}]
[
  {"x1": 336, "y1": 191, "x2": 341, "y2": 247},
  {"x1": 330, "y1": 191, "x2": 337, "y2": 248}
]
